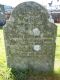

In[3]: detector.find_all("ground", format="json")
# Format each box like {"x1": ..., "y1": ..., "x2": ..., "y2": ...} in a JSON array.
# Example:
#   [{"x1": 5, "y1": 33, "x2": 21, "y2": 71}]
[{"x1": 0, "y1": 24, "x2": 60, "y2": 80}]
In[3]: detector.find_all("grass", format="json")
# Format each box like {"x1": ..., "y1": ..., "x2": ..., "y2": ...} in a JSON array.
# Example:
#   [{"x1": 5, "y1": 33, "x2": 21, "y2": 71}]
[
  {"x1": 0, "y1": 29, "x2": 7, "y2": 80},
  {"x1": 0, "y1": 24, "x2": 60, "y2": 80},
  {"x1": 54, "y1": 24, "x2": 60, "y2": 73}
]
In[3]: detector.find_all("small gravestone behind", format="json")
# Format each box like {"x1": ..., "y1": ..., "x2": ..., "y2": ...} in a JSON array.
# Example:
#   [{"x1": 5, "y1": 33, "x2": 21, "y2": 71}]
[{"x1": 3, "y1": 1, "x2": 57, "y2": 72}]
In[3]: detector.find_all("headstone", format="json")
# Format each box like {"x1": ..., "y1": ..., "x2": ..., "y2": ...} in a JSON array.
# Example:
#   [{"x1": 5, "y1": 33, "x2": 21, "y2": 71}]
[{"x1": 3, "y1": 1, "x2": 57, "y2": 72}]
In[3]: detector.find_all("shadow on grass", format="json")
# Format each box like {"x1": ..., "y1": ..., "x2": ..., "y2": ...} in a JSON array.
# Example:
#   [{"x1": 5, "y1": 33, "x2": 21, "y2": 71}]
[
  {"x1": 0, "y1": 26, "x2": 3, "y2": 29},
  {"x1": 9, "y1": 68, "x2": 60, "y2": 80}
]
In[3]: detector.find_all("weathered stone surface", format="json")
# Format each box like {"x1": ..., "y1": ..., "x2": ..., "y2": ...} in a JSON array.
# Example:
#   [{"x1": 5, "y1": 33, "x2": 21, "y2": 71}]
[{"x1": 3, "y1": 1, "x2": 57, "y2": 72}]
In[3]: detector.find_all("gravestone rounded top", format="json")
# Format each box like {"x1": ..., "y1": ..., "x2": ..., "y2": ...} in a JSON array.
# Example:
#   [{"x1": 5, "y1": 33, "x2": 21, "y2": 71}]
[{"x1": 10, "y1": 1, "x2": 49, "y2": 23}]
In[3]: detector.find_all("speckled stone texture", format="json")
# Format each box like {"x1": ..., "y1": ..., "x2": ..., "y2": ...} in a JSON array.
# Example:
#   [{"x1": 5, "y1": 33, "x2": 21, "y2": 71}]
[{"x1": 3, "y1": 1, "x2": 57, "y2": 72}]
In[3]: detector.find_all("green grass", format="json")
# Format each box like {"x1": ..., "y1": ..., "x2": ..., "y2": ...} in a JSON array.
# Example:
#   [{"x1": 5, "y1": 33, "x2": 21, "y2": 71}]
[
  {"x1": 0, "y1": 24, "x2": 60, "y2": 80},
  {"x1": 54, "y1": 24, "x2": 60, "y2": 73},
  {"x1": 0, "y1": 29, "x2": 7, "y2": 80}
]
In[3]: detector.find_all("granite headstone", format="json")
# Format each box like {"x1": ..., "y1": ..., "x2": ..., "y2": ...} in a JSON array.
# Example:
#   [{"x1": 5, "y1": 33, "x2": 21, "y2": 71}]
[{"x1": 3, "y1": 1, "x2": 57, "y2": 72}]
